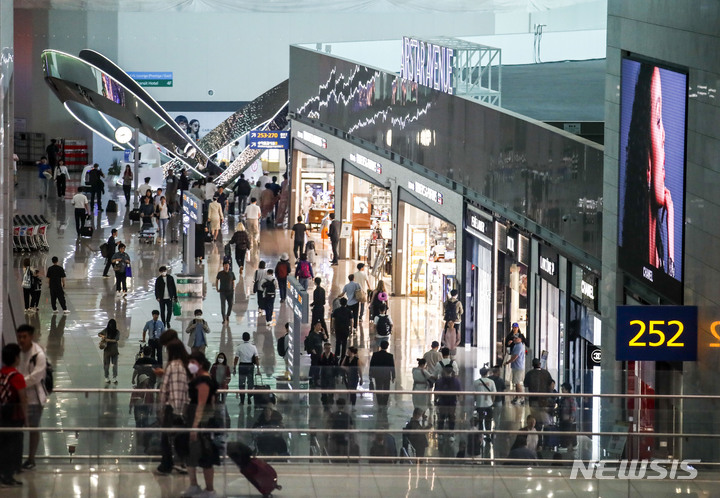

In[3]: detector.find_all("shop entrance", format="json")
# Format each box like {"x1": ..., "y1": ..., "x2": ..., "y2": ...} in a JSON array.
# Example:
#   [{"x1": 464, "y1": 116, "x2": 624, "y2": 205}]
[
  {"x1": 397, "y1": 201, "x2": 456, "y2": 306},
  {"x1": 291, "y1": 149, "x2": 335, "y2": 230},
  {"x1": 342, "y1": 173, "x2": 393, "y2": 285}
]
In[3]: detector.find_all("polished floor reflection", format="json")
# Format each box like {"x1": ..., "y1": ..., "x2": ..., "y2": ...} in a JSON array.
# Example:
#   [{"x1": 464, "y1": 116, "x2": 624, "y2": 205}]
[{"x1": 8, "y1": 171, "x2": 590, "y2": 496}]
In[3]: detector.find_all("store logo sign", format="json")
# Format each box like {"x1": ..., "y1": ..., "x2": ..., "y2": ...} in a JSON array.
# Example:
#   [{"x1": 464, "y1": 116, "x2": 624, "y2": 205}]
[
  {"x1": 582, "y1": 280, "x2": 595, "y2": 300},
  {"x1": 540, "y1": 255, "x2": 556, "y2": 276},
  {"x1": 408, "y1": 181, "x2": 443, "y2": 204},
  {"x1": 297, "y1": 130, "x2": 327, "y2": 149},
  {"x1": 470, "y1": 215, "x2": 486, "y2": 234},
  {"x1": 506, "y1": 236, "x2": 515, "y2": 253},
  {"x1": 349, "y1": 153, "x2": 382, "y2": 174},
  {"x1": 400, "y1": 37, "x2": 454, "y2": 95}
]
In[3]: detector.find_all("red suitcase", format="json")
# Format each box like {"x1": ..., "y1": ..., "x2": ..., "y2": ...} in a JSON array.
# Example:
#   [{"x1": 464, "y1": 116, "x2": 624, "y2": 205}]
[{"x1": 241, "y1": 457, "x2": 282, "y2": 497}]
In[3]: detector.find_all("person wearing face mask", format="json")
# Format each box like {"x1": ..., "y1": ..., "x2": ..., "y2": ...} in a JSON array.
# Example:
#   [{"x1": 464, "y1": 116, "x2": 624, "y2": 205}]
[
  {"x1": 182, "y1": 352, "x2": 220, "y2": 498},
  {"x1": 209, "y1": 353, "x2": 231, "y2": 404},
  {"x1": 155, "y1": 266, "x2": 178, "y2": 328}
]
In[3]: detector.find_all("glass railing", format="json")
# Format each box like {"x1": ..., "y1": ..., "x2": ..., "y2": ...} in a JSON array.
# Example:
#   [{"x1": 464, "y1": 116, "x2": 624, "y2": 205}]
[{"x1": 3, "y1": 388, "x2": 720, "y2": 468}]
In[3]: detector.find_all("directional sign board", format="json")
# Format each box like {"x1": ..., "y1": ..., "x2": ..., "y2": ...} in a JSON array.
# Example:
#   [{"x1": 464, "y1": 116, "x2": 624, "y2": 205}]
[
  {"x1": 128, "y1": 72, "x2": 173, "y2": 87},
  {"x1": 249, "y1": 130, "x2": 290, "y2": 150}
]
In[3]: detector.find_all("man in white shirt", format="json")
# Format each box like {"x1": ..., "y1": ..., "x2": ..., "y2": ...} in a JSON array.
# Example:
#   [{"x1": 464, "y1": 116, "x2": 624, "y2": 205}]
[
  {"x1": 433, "y1": 347, "x2": 459, "y2": 379},
  {"x1": 137, "y1": 176, "x2": 153, "y2": 199},
  {"x1": 204, "y1": 176, "x2": 217, "y2": 202},
  {"x1": 16, "y1": 324, "x2": 48, "y2": 470},
  {"x1": 244, "y1": 197, "x2": 262, "y2": 248},
  {"x1": 71, "y1": 186, "x2": 90, "y2": 233},
  {"x1": 258, "y1": 170, "x2": 271, "y2": 188},
  {"x1": 473, "y1": 367, "x2": 497, "y2": 432},
  {"x1": 233, "y1": 332, "x2": 259, "y2": 405},
  {"x1": 352, "y1": 263, "x2": 371, "y2": 321}
]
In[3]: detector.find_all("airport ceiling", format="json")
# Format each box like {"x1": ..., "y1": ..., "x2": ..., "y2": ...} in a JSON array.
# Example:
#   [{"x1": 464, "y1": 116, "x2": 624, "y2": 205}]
[{"x1": 15, "y1": 0, "x2": 597, "y2": 13}]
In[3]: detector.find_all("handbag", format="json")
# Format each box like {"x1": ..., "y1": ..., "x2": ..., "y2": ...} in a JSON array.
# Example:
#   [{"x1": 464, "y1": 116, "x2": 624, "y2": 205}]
[
  {"x1": 125, "y1": 265, "x2": 132, "y2": 278},
  {"x1": 99, "y1": 338, "x2": 107, "y2": 350},
  {"x1": 42, "y1": 170, "x2": 53, "y2": 180},
  {"x1": 354, "y1": 287, "x2": 367, "y2": 303},
  {"x1": 173, "y1": 300, "x2": 182, "y2": 317}
]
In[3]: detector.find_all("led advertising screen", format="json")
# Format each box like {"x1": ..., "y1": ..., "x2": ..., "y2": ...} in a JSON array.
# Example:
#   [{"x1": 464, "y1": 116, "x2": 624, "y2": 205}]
[{"x1": 618, "y1": 57, "x2": 687, "y2": 303}]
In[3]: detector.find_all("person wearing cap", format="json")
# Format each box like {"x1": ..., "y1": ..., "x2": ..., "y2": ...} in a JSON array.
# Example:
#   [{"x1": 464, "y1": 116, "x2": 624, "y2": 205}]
[
  {"x1": 523, "y1": 358, "x2": 554, "y2": 427},
  {"x1": 290, "y1": 216, "x2": 307, "y2": 260},
  {"x1": 275, "y1": 254, "x2": 292, "y2": 302},
  {"x1": 505, "y1": 322, "x2": 526, "y2": 353},
  {"x1": 504, "y1": 335, "x2": 526, "y2": 404}
]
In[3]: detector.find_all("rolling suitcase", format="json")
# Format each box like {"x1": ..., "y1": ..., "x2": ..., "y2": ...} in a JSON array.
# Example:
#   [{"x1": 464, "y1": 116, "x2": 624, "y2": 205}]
[
  {"x1": 227, "y1": 442, "x2": 282, "y2": 498},
  {"x1": 253, "y1": 368, "x2": 276, "y2": 407},
  {"x1": 129, "y1": 209, "x2": 141, "y2": 222},
  {"x1": 106, "y1": 199, "x2": 118, "y2": 212}
]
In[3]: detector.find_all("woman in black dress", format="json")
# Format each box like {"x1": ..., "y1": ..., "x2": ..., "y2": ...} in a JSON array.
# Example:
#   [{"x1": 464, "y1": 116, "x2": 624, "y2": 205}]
[{"x1": 182, "y1": 352, "x2": 220, "y2": 498}]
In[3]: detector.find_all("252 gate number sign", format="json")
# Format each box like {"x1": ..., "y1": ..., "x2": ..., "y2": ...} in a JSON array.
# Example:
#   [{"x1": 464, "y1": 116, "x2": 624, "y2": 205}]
[{"x1": 616, "y1": 306, "x2": 698, "y2": 361}]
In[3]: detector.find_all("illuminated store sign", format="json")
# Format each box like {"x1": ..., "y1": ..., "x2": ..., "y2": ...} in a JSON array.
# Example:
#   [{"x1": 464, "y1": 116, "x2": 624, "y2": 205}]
[
  {"x1": 297, "y1": 130, "x2": 327, "y2": 149},
  {"x1": 464, "y1": 205, "x2": 493, "y2": 244},
  {"x1": 408, "y1": 180, "x2": 443, "y2": 204},
  {"x1": 349, "y1": 152, "x2": 382, "y2": 174},
  {"x1": 539, "y1": 245, "x2": 559, "y2": 287},
  {"x1": 400, "y1": 37, "x2": 454, "y2": 95},
  {"x1": 616, "y1": 306, "x2": 697, "y2": 361}
]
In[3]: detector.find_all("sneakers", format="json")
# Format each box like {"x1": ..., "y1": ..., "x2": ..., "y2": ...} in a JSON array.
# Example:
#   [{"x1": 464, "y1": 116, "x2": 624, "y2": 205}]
[
  {"x1": 180, "y1": 484, "x2": 202, "y2": 497},
  {"x1": 105, "y1": 377, "x2": 111, "y2": 383},
  {"x1": 112, "y1": 378, "x2": 118, "y2": 384},
  {"x1": 52, "y1": 309, "x2": 59, "y2": 314},
  {"x1": 63, "y1": 310, "x2": 70, "y2": 314},
  {"x1": 21, "y1": 461, "x2": 35, "y2": 470}
]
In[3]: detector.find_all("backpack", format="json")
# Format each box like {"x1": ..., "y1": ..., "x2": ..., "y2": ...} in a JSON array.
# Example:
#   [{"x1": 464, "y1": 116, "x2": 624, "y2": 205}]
[
  {"x1": 298, "y1": 260, "x2": 311, "y2": 279},
  {"x1": 443, "y1": 299, "x2": 458, "y2": 322},
  {"x1": 30, "y1": 352, "x2": 54, "y2": 395},
  {"x1": 31, "y1": 275, "x2": 42, "y2": 292},
  {"x1": 262, "y1": 279, "x2": 276, "y2": 299},
  {"x1": 375, "y1": 315, "x2": 392, "y2": 336},
  {"x1": 99, "y1": 242, "x2": 109, "y2": 258},
  {"x1": 277, "y1": 334, "x2": 289, "y2": 357},
  {"x1": 22, "y1": 268, "x2": 32, "y2": 289},
  {"x1": 275, "y1": 261, "x2": 290, "y2": 279}
]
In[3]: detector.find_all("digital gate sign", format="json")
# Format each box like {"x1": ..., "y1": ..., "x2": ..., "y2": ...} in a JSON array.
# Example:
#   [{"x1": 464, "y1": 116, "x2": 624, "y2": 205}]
[{"x1": 616, "y1": 306, "x2": 697, "y2": 361}]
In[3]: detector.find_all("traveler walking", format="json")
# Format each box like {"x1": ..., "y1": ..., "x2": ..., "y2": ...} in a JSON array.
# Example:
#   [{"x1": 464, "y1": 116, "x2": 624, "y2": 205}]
[
  {"x1": 369, "y1": 340, "x2": 395, "y2": 409},
  {"x1": 46, "y1": 256, "x2": 68, "y2": 314},
  {"x1": 87, "y1": 163, "x2": 105, "y2": 212},
  {"x1": 71, "y1": 186, "x2": 90, "y2": 233},
  {"x1": 274, "y1": 254, "x2": 292, "y2": 302},
  {"x1": 294, "y1": 253, "x2": 313, "y2": 290},
  {"x1": 290, "y1": 216, "x2": 307, "y2": 260},
  {"x1": 154, "y1": 266, "x2": 178, "y2": 328},
  {"x1": 215, "y1": 261, "x2": 236, "y2": 323},
  {"x1": 54, "y1": 159, "x2": 69, "y2": 198},
  {"x1": 244, "y1": 198, "x2": 261, "y2": 249},
  {"x1": 186, "y1": 309, "x2": 210, "y2": 355},
  {"x1": 155, "y1": 340, "x2": 190, "y2": 475},
  {"x1": 233, "y1": 332, "x2": 258, "y2": 405},
  {"x1": 328, "y1": 213, "x2": 341, "y2": 265},
  {"x1": 0, "y1": 343, "x2": 27, "y2": 486},
  {"x1": 102, "y1": 229, "x2": 118, "y2": 277},
  {"x1": 21, "y1": 259, "x2": 34, "y2": 313},
  {"x1": 229, "y1": 222, "x2": 251, "y2": 271},
  {"x1": 341, "y1": 274, "x2": 361, "y2": 330},
  {"x1": 411, "y1": 358, "x2": 433, "y2": 413},
  {"x1": 310, "y1": 277, "x2": 327, "y2": 331},
  {"x1": 258, "y1": 269, "x2": 277, "y2": 322},
  {"x1": 99, "y1": 319, "x2": 120, "y2": 383},
  {"x1": 110, "y1": 243, "x2": 131, "y2": 296},
  {"x1": 352, "y1": 263, "x2": 371, "y2": 320},
  {"x1": 339, "y1": 346, "x2": 362, "y2": 408},
  {"x1": 142, "y1": 310, "x2": 165, "y2": 364},
  {"x1": 234, "y1": 174, "x2": 251, "y2": 215},
  {"x1": 16, "y1": 325, "x2": 47, "y2": 471},
  {"x1": 122, "y1": 164, "x2": 133, "y2": 207}
]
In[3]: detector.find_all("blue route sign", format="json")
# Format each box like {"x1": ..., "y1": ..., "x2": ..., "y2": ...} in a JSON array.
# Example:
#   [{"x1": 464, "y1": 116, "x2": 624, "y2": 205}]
[{"x1": 249, "y1": 130, "x2": 289, "y2": 150}]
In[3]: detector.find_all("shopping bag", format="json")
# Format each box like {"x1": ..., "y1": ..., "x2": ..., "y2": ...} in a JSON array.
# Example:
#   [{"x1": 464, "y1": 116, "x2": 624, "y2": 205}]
[
  {"x1": 125, "y1": 265, "x2": 132, "y2": 278},
  {"x1": 173, "y1": 300, "x2": 182, "y2": 317}
]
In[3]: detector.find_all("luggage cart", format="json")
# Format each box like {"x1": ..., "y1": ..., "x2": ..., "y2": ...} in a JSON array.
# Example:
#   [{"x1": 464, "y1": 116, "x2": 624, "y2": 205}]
[
  {"x1": 138, "y1": 223, "x2": 157, "y2": 244},
  {"x1": 34, "y1": 215, "x2": 50, "y2": 250}
]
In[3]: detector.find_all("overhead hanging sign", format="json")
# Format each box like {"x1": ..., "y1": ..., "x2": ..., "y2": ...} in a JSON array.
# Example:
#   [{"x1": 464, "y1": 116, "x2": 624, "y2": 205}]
[
  {"x1": 616, "y1": 306, "x2": 698, "y2": 362},
  {"x1": 249, "y1": 130, "x2": 289, "y2": 150},
  {"x1": 128, "y1": 71, "x2": 173, "y2": 87}
]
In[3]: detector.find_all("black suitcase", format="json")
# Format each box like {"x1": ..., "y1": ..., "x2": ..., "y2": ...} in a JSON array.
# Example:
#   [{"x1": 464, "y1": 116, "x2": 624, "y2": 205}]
[
  {"x1": 80, "y1": 225, "x2": 94, "y2": 237},
  {"x1": 129, "y1": 209, "x2": 141, "y2": 222},
  {"x1": 106, "y1": 200, "x2": 118, "y2": 212}
]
